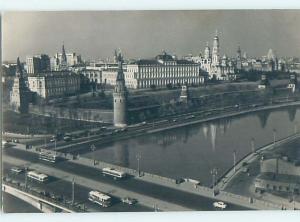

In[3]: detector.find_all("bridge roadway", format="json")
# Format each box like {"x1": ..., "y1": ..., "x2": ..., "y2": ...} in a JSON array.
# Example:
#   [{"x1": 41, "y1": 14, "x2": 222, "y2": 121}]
[{"x1": 3, "y1": 147, "x2": 248, "y2": 211}]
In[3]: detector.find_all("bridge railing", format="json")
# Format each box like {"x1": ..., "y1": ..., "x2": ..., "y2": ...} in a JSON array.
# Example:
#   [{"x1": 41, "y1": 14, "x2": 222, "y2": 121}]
[{"x1": 2, "y1": 178, "x2": 86, "y2": 212}]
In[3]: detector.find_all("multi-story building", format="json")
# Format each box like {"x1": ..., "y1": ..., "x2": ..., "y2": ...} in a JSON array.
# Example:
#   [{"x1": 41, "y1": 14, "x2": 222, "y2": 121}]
[
  {"x1": 27, "y1": 71, "x2": 81, "y2": 99},
  {"x1": 122, "y1": 52, "x2": 203, "y2": 89},
  {"x1": 26, "y1": 54, "x2": 50, "y2": 74}
]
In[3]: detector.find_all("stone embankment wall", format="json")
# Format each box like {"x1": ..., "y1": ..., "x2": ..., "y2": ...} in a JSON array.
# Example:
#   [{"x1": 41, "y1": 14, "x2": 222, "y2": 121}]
[{"x1": 29, "y1": 104, "x2": 113, "y2": 123}]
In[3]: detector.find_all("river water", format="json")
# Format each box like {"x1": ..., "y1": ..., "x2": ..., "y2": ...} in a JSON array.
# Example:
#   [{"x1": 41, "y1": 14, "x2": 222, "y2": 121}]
[{"x1": 83, "y1": 106, "x2": 300, "y2": 186}]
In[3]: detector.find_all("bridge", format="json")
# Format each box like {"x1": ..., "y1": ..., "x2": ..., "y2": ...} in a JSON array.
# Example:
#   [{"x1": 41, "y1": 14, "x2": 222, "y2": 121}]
[{"x1": 2, "y1": 182, "x2": 83, "y2": 213}]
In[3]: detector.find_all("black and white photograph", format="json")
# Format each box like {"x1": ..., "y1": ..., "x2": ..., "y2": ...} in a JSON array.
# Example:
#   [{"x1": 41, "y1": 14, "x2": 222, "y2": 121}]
[{"x1": 1, "y1": 7, "x2": 300, "y2": 217}]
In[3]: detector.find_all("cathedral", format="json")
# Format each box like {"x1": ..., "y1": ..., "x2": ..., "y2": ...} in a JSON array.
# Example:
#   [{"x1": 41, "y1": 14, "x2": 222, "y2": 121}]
[{"x1": 198, "y1": 31, "x2": 235, "y2": 80}]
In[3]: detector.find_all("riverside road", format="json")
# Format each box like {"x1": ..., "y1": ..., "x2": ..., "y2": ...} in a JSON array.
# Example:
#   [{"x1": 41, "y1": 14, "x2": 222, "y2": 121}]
[{"x1": 3, "y1": 147, "x2": 248, "y2": 211}]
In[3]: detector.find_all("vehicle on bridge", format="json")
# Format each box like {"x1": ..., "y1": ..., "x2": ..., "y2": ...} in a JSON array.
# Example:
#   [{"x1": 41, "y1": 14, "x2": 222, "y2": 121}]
[
  {"x1": 39, "y1": 151, "x2": 58, "y2": 163},
  {"x1": 63, "y1": 135, "x2": 72, "y2": 142},
  {"x1": 27, "y1": 171, "x2": 49, "y2": 183},
  {"x1": 88, "y1": 190, "x2": 112, "y2": 207},
  {"x1": 121, "y1": 197, "x2": 137, "y2": 205},
  {"x1": 213, "y1": 201, "x2": 227, "y2": 209},
  {"x1": 10, "y1": 166, "x2": 24, "y2": 174},
  {"x1": 102, "y1": 167, "x2": 127, "y2": 179}
]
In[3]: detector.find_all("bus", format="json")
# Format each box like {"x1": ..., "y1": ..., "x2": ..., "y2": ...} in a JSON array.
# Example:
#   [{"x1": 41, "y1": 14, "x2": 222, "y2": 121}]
[
  {"x1": 88, "y1": 190, "x2": 112, "y2": 207},
  {"x1": 102, "y1": 167, "x2": 127, "y2": 179},
  {"x1": 27, "y1": 171, "x2": 49, "y2": 183},
  {"x1": 39, "y1": 151, "x2": 57, "y2": 163}
]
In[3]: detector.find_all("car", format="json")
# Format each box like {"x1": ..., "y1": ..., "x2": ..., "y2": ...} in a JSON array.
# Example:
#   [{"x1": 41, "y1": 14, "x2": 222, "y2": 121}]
[
  {"x1": 213, "y1": 201, "x2": 227, "y2": 209},
  {"x1": 121, "y1": 197, "x2": 138, "y2": 205},
  {"x1": 63, "y1": 136, "x2": 72, "y2": 142},
  {"x1": 50, "y1": 138, "x2": 56, "y2": 143},
  {"x1": 11, "y1": 167, "x2": 24, "y2": 174}
]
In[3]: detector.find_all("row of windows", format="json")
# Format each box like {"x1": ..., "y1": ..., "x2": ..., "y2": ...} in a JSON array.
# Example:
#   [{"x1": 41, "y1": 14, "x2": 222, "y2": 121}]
[
  {"x1": 139, "y1": 77, "x2": 203, "y2": 88},
  {"x1": 138, "y1": 65, "x2": 198, "y2": 74},
  {"x1": 138, "y1": 71, "x2": 199, "y2": 79}
]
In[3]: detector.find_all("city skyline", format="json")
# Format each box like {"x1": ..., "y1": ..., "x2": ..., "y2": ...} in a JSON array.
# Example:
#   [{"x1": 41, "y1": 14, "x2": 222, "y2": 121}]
[{"x1": 2, "y1": 10, "x2": 300, "y2": 62}]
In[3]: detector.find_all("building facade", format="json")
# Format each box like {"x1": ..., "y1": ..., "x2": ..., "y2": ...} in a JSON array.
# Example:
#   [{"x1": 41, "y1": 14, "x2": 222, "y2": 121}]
[
  {"x1": 27, "y1": 71, "x2": 81, "y2": 99},
  {"x1": 26, "y1": 54, "x2": 50, "y2": 74},
  {"x1": 124, "y1": 52, "x2": 204, "y2": 89}
]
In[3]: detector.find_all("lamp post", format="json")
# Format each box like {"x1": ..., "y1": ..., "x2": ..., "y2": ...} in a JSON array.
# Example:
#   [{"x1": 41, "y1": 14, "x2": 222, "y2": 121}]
[
  {"x1": 233, "y1": 150, "x2": 237, "y2": 173},
  {"x1": 273, "y1": 129, "x2": 277, "y2": 147},
  {"x1": 136, "y1": 154, "x2": 141, "y2": 177},
  {"x1": 71, "y1": 177, "x2": 75, "y2": 205},
  {"x1": 90, "y1": 144, "x2": 96, "y2": 165},
  {"x1": 210, "y1": 167, "x2": 218, "y2": 196},
  {"x1": 251, "y1": 138, "x2": 255, "y2": 154}
]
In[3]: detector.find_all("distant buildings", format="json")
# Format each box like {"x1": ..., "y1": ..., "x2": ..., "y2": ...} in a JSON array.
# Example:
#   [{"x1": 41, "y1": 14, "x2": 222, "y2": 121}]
[
  {"x1": 10, "y1": 58, "x2": 31, "y2": 113},
  {"x1": 198, "y1": 32, "x2": 235, "y2": 80},
  {"x1": 26, "y1": 54, "x2": 50, "y2": 74},
  {"x1": 27, "y1": 71, "x2": 81, "y2": 99},
  {"x1": 124, "y1": 51, "x2": 204, "y2": 89}
]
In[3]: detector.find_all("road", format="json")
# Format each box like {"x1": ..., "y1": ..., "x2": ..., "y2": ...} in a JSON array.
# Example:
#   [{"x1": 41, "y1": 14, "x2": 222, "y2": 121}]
[
  {"x1": 2, "y1": 162, "x2": 151, "y2": 212},
  {"x1": 3, "y1": 147, "x2": 249, "y2": 211}
]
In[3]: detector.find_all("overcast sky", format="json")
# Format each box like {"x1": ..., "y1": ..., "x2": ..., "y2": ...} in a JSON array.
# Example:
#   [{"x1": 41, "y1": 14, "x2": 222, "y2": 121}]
[{"x1": 2, "y1": 10, "x2": 300, "y2": 62}]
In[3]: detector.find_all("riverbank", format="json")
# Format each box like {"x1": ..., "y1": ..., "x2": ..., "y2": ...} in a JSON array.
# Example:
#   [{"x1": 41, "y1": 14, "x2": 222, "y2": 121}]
[{"x1": 148, "y1": 100, "x2": 300, "y2": 134}]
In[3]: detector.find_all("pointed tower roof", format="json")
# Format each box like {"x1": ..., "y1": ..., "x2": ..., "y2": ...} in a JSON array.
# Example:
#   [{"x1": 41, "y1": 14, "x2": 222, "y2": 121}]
[
  {"x1": 62, "y1": 43, "x2": 67, "y2": 61},
  {"x1": 16, "y1": 57, "x2": 23, "y2": 77},
  {"x1": 116, "y1": 52, "x2": 125, "y2": 81}
]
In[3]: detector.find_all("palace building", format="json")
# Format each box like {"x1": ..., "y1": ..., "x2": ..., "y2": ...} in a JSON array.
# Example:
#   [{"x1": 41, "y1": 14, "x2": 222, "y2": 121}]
[{"x1": 124, "y1": 52, "x2": 204, "y2": 89}]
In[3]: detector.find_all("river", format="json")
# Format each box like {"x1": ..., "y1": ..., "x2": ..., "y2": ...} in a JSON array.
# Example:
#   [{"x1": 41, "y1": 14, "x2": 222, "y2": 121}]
[{"x1": 83, "y1": 106, "x2": 300, "y2": 186}]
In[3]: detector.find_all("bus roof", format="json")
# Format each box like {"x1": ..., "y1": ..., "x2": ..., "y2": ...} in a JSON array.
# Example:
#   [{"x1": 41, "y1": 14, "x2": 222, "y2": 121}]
[
  {"x1": 28, "y1": 171, "x2": 48, "y2": 178},
  {"x1": 89, "y1": 191, "x2": 111, "y2": 200}
]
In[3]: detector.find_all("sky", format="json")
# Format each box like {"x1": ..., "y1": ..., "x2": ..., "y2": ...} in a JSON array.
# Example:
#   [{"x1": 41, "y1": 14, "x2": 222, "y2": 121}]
[{"x1": 2, "y1": 10, "x2": 300, "y2": 62}]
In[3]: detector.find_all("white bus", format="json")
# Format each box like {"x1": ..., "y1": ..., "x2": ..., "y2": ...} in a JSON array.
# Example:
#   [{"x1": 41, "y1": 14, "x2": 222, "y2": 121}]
[
  {"x1": 88, "y1": 190, "x2": 111, "y2": 207},
  {"x1": 102, "y1": 167, "x2": 127, "y2": 179},
  {"x1": 27, "y1": 171, "x2": 49, "y2": 183},
  {"x1": 39, "y1": 151, "x2": 57, "y2": 163}
]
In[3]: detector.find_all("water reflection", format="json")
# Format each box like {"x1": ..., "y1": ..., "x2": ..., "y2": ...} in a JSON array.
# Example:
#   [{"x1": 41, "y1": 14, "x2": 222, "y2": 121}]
[
  {"x1": 257, "y1": 110, "x2": 271, "y2": 128},
  {"x1": 210, "y1": 123, "x2": 217, "y2": 152},
  {"x1": 84, "y1": 106, "x2": 300, "y2": 185},
  {"x1": 113, "y1": 143, "x2": 129, "y2": 167},
  {"x1": 288, "y1": 107, "x2": 297, "y2": 122}
]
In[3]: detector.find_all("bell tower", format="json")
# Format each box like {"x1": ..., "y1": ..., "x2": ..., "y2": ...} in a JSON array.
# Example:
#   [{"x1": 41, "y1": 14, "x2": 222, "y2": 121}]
[{"x1": 212, "y1": 30, "x2": 220, "y2": 66}]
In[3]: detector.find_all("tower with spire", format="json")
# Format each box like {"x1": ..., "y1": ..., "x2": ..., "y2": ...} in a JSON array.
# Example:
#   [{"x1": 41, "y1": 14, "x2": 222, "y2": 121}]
[
  {"x1": 10, "y1": 58, "x2": 30, "y2": 113},
  {"x1": 236, "y1": 45, "x2": 242, "y2": 70},
  {"x1": 204, "y1": 42, "x2": 211, "y2": 60},
  {"x1": 212, "y1": 30, "x2": 220, "y2": 66},
  {"x1": 113, "y1": 51, "x2": 128, "y2": 127},
  {"x1": 60, "y1": 43, "x2": 68, "y2": 71}
]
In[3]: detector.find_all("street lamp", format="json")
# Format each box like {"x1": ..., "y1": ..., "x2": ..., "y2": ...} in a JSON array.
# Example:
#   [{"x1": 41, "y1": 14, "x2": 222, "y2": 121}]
[
  {"x1": 251, "y1": 138, "x2": 255, "y2": 154},
  {"x1": 90, "y1": 144, "x2": 96, "y2": 165},
  {"x1": 136, "y1": 154, "x2": 141, "y2": 177},
  {"x1": 273, "y1": 129, "x2": 277, "y2": 147},
  {"x1": 71, "y1": 177, "x2": 75, "y2": 205},
  {"x1": 210, "y1": 167, "x2": 218, "y2": 196},
  {"x1": 233, "y1": 150, "x2": 237, "y2": 173}
]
